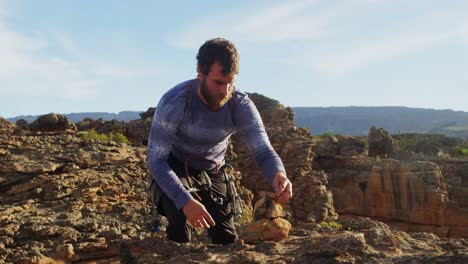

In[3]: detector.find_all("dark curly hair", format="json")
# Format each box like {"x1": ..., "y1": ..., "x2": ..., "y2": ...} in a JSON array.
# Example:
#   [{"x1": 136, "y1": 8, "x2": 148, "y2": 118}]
[{"x1": 196, "y1": 38, "x2": 239, "y2": 76}]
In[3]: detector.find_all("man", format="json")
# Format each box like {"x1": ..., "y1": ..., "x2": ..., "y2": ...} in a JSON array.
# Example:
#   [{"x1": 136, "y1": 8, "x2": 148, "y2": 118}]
[{"x1": 147, "y1": 38, "x2": 292, "y2": 244}]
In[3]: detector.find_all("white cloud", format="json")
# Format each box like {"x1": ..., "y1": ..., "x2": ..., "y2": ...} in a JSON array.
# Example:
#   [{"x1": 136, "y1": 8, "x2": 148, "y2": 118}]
[
  {"x1": 169, "y1": 0, "x2": 467, "y2": 76},
  {"x1": 283, "y1": 2, "x2": 468, "y2": 74},
  {"x1": 313, "y1": 24, "x2": 460, "y2": 74},
  {"x1": 229, "y1": 0, "x2": 324, "y2": 42},
  {"x1": 92, "y1": 63, "x2": 158, "y2": 78},
  {"x1": 0, "y1": 14, "x2": 98, "y2": 99},
  {"x1": 167, "y1": 0, "x2": 330, "y2": 49},
  {"x1": 0, "y1": 9, "x2": 157, "y2": 101}
]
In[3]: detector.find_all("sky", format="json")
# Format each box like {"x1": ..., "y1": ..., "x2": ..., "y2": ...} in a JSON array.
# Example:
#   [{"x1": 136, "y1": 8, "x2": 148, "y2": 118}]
[{"x1": 0, "y1": 0, "x2": 467, "y2": 118}]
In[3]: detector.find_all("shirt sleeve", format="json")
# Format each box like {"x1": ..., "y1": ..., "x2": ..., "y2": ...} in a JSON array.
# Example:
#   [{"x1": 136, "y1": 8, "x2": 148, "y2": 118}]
[
  {"x1": 234, "y1": 94, "x2": 286, "y2": 185},
  {"x1": 147, "y1": 92, "x2": 193, "y2": 210}
]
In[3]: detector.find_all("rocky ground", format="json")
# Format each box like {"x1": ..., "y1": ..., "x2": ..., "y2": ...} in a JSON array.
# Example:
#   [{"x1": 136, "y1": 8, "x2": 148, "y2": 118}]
[
  {"x1": 314, "y1": 129, "x2": 468, "y2": 238},
  {"x1": 0, "y1": 115, "x2": 467, "y2": 263},
  {"x1": 0, "y1": 130, "x2": 150, "y2": 263},
  {"x1": 120, "y1": 217, "x2": 468, "y2": 264}
]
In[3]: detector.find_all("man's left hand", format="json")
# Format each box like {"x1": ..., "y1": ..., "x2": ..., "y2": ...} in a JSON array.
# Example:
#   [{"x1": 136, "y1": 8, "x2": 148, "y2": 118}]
[{"x1": 273, "y1": 171, "x2": 293, "y2": 203}]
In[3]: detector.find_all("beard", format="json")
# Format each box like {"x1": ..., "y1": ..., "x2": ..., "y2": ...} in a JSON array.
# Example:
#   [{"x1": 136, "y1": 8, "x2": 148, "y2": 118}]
[{"x1": 199, "y1": 77, "x2": 232, "y2": 110}]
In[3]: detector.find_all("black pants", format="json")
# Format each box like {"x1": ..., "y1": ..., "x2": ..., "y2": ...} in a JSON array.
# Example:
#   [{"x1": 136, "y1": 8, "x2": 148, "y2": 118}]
[{"x1": 155, "y1": 154, "x2": 237, "y2": 244}]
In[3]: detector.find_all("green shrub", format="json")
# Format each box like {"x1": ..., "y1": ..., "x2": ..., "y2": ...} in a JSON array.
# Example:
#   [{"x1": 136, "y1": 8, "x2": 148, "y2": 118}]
[
  {"x1": 235, "y1": 204, "x2": 254, "y2": 227},
  {"x1": 398, "y1": 134, "x2": 422, "y2": 152},
  {"x1": 319, "y1": 221, "x2": 342, "y2": 230},
  {"x1": 454, "y1": 146, "x2": 468, "y2": 158},
  {"x1": 358, "y1": 137, "x2": 369, "y2": 148},
  {"x1": 110, "y1": 132, "x2": 129, "y2": 144},
  {"x1": 315, "y1": 131, "x2": 334, "y2": 140},
  {"x1": 80, "y1": 129, "x2": 129, "y2": 144}
]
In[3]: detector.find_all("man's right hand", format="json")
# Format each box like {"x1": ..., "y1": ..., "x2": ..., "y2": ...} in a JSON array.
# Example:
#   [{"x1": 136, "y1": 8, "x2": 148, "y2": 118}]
[{"x1": 183, "y1": 198, "x2": 216, "y2": 228}]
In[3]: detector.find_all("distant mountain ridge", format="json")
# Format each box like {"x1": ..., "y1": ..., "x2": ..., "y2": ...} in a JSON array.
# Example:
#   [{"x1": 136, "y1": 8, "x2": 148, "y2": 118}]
[
  {"x1": 293, "y1": 106, "x2": 468, "y2": 138},
  {"x1": 7, "y1": 106, "x2": 468, "y2": 138},
  {"x1": 8, "y1": 111, "x2": 143, "y2": 123}
]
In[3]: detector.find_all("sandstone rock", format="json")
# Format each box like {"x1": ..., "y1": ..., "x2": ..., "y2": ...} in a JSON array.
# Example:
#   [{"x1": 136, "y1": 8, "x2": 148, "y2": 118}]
[
  {"x1": 1, "y1": 93, "x2": 468, "y2": 263},
  {"x1": 118, "y1": 222, "x2": 468, "y2": 263},
  {"x1": 31, "y1": 113, "x2": 77, "y2": 133},
  {"x1": 368, "y1": 126, "x2": 399, "y2": 158},
  {"x1": 0, "y1": 132, "x2": 151, "y2": 263},
  {"x1": 313, "y1": 135, "x2": 339, "y2": 157},
  {"x1": 336, "y1": 134, "x2": 367, "y2": 156},
  {"x1": 139, "y1": 107, "x2": 156, "y2": 121},
  {"x1": 16, "y1": 119, "x2": 29, "y2": 129},
  {"x1": 241, "y1": 217, "x2": 292, "y2": 243},
  {"x1": 427, "y1": 158, "x2": 468, "y2": 210},
  {"x1": 228, "y1": 93, "x2": 337, "y2": 223},
  {"x1": 0, "y1": 117, "x2": 15, "y2": 134},
  {"x1": 253, "y1": 192, "x2": 284, "y2": 219},
  {"x1": 318, "y1": 155, "x2": 468, "y2": 238},
  {"x1": 240, "y1": 193, "x2": 292, "y2": 243},
  {"x1": 54, "y1": 244, "x2": 77, "y2": 261}
]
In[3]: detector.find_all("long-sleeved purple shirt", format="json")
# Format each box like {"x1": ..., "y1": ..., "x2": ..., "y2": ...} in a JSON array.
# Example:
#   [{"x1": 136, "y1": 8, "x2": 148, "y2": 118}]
[{"x1": 147, "y1": 78, "x2": 285, "y2": 209}]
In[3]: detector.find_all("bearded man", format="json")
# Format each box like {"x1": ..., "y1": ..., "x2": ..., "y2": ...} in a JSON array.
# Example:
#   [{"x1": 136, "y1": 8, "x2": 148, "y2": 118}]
[{"x1": 147, "y1": 38, "x2": 292, "y2": 244}]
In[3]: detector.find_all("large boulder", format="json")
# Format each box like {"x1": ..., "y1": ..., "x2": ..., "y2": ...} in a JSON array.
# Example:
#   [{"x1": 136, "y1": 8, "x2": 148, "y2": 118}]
[
  {"x1": 139, "y1": 107, "x2": 156, "y2": 121},
  {"x1": 368, "y1": 126, "x2": 399, "y2": 158},
  {"x1": 31, "y1": 113, "x2": 77, "y2": 133},
  {"x1": 0, "y1": 117, "x2": 15, "y2": 134}
]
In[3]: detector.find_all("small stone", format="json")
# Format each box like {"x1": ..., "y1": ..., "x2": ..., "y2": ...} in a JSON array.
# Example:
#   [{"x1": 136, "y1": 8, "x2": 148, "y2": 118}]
[{"x1": 55, "y1": 244, "x2": 75, "y2": 260}]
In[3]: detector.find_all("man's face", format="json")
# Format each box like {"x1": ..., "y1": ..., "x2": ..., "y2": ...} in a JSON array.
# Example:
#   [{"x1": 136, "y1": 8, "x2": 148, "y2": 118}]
[{"x1": 198, "y1": 62, "x2": 237, "y2": 111}]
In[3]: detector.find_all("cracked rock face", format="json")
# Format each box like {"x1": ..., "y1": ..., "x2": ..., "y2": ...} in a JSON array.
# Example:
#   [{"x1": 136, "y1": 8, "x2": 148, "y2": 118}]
[
  {"x1": 316, "y1": 147, "x2": 468, "y2": 238},
  {"x1": 1, "y1": 124, "x2": 466, "y2": 263},
  {"x1": 227, "y1": 93, "x2": 338, "y2": 224},
  {"x1": 116, "y1": 216, "x2": 468, "y2": 263},
  {"x1": 1, "y1": 93, "x2": 468, "y2": 263},
  {"x1": 0, "y1": 131, "x2": 151, "y2": 263},
  {"x1": 368, "y1": 126, "x2": 400, "y2": 158},
  {"x1": 0, "y1": 117, "x2": 15, "y2": 134}
]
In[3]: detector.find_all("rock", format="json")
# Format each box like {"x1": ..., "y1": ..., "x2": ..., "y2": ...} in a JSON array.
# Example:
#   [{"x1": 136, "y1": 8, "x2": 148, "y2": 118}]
[
  {"x1": 31, "y1": 113, "x2": 77, "y2": 133},
  {"x1": 76, "y1": 117, "x2": 151, "y2": 145},
  {"x1": 368, "y1": 126, "x2": 399, "y2": 158},
  {"x1": 139, "y1": 107, "x2": 156, "y2": 121},
  {"x1": 0, "y1": 131, "x2": 151, "y2": 263},
  {"x1": 1, "y1": 94, "x2": 468, "y2": 263},
  {"x1": 421, "y1": 158, "x2": 468, "y2": 211},
  {"x1": 318, "y1": 155, "x2": 468, "y2": 238},
  {"x1": 253, "y1": 192, "x2": 285, "y2": 219},
  {"x1": 240, "y1": 193, "x2": 292, "y2": 243},
  {"x1": 16, "y1": 119, "x2": 29, "y2": 129},
  {"x1": 313, "y1": 135, "x2": 339, "y2": 157},
  {"x1": 0, "y1": 117, "x2": 15, "y2": 134},
  {"x1": 228, "y1": 93, "x2": 337, "y2": 223},
  {"x1": 54, "y1": 244, "x2": 77, "y2": 261},
  {"x1": 241, "y1": 218, "x2": 292, "y2": 243},
  {"x1": 314, "y1": 134, "x2": 366, "y2": 157},
  {"x1": 336, "y1": 134, "x2": 367, "y2": 156}
]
